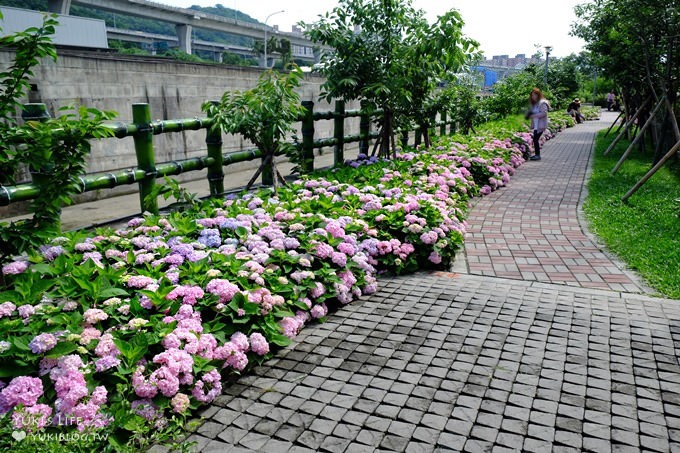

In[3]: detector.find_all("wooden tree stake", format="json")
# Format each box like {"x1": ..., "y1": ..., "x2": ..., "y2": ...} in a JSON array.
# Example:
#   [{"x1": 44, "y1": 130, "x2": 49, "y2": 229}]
[
  {"x1": 622, "y1": 139, "x2": 680, "y2": 201},
  {"x1": 603, "y1": 97, "x2": 651, "y2": 156},
  {"x1": 611, "y1": 96, "x2": 665, "y2": 174}
]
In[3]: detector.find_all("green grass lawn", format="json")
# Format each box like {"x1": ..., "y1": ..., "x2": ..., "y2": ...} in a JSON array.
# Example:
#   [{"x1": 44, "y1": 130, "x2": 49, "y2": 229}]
[{"x1": 584, "y1": 131, "x2": 680, "y2": 298}]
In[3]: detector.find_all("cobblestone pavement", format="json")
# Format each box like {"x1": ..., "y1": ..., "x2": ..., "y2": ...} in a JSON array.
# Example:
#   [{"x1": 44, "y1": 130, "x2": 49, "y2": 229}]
[
  {"x1": 182, "y1": 272, "x2": 680, "y2": 453},
  {"x1": 464, "y1": 115, "x2": 643, "y2": 293}
]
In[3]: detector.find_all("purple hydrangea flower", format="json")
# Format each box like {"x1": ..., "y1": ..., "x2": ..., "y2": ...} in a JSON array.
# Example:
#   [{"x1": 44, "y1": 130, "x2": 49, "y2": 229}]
[{"x1": 29, "y1": 333, "x2": 58, "y2": 354}]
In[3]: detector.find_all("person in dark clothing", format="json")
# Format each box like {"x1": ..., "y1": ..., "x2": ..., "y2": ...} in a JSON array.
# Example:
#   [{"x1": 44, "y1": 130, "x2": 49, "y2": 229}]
[{"x1": 567, "y1": 98, "x2": 585, "y2": 123}]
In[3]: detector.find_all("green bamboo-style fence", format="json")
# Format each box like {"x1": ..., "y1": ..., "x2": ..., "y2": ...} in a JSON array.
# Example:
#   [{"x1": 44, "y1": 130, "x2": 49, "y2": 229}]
[{"x1": 0, "y1": 101, "x2": 455, "y2": 216}]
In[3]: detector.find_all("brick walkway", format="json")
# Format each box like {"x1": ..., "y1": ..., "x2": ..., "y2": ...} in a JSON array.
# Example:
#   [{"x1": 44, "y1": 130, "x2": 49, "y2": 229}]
[
  {"x1": 182, "y1": 273, "x2": 680, "y2": 453},
  {"x1": 464, "y1": 115, "x2": 643, "y2": 292},
  {"x1": 170, "y1": 118, "x2": 680, "y2": 452}
]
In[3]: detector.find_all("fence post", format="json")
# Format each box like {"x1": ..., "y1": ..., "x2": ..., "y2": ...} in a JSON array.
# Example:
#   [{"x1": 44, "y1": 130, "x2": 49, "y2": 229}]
[
  {"x1": 440, "y1": 110, "x2": 447, "y2": 136},
  {"x1": 429, "y1": 113, "x2": 437, "y2": 139},
  {"x1": 131, "y1": 103, "x2": 158, "y2": 214},
  {"x1": 359, "y1": 102, "x2": 370, "y2": 155},
  {"x1": 333, "y1": 100, "x2": 345, "y2": 166},
  {"x1": 205, "y1": 101, "x2": 224, "y2": 196},
  {"x1": 301, "y1": 101, "x2": 315, "y2": 173}
]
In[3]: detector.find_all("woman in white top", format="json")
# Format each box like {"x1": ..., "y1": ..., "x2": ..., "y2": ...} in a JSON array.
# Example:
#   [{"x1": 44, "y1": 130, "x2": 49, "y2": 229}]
[{"x1": 528, "y1": 88, "x2": 549, "y2": 161}]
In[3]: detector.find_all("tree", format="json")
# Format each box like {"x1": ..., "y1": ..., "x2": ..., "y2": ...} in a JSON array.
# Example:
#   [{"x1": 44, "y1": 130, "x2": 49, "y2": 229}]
[
  {"x1": 306, "y1": 1, "x2": 476, "y2": 153},
  {"x1": 203, "y1": 68, "x2": 305, "y2": 192},
  {"x1": 398, "y1": 10, "x2": 478, "y2": 147},
  {"x1": 221, "y1": 51, "x2": 258, "y2": 67},
  {"x1": 437, "y1": 75, "x2": 484, "y2": 135},
  {"x1": 304, "y1": 0, "x2": 420, "y2": 158},
  {"x1": 573, "y1": 0, "x2": 680, "y2": 163},
  {"x1": 253, "y1": 37, "x2": 292, "y2": 68},
  {"x1": 484, "y1": 69, "x2": 543, "y2": 119},
  {"x1": 0, "y1": 13, "x2": 115, "y2": 267}
]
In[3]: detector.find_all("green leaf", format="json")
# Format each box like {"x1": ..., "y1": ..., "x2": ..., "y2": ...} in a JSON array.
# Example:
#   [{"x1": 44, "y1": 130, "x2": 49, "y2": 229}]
[
  {"x1": 0, "y1": 364, "x2": 33, "y2": 378},
  {"x1": 99, "y1": 287, "x2": 129, "y2": 299},
  {"x1": 268, "y1": 333, "x2": 292, "y2": 347},
  {"x1": 45, "y1": 341, "x2": 78, "y2": 358},
  {"x1": 12, "y1": 336, "x2": 30, "y2": 352}
]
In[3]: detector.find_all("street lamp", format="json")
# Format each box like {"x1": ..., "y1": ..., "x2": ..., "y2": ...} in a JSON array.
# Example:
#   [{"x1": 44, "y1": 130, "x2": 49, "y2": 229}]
[
  {"x1": 264, "y1": 10, "x2": 285, "y2": 69},
  {"x1": 544, "y1": 46, "x2": 553, "y2": 88}
]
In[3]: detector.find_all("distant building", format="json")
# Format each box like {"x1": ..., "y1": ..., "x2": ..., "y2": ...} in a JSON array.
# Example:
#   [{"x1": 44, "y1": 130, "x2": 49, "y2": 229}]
[
  {"x1": 471, "y1": 52, "x2": 541, "y2": 88},
  {"x1": 289, "y1": 25, "x2": 314, "y2": 59},
  {"x1": 482, "y1": 53, "x2": 539, "y2": 70}
]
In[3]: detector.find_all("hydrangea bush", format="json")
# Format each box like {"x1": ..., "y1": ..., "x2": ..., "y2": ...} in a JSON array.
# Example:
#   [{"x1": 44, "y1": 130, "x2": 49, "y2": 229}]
[{"x1": 0, "y1": 117, "x2": 560, "y2": 450}]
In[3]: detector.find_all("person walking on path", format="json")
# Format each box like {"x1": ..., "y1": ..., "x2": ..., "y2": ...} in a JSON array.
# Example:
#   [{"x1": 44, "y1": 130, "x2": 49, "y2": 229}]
[
  {"x1": 528, "y1": 88, "x2": 549, "y2": 161},
  {"x1": 606, "y1": 91, "x2": 616, "y2": 111}
]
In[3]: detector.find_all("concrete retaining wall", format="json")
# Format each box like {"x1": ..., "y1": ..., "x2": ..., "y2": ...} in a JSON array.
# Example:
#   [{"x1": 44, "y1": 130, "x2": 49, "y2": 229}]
[{"x1": 0, "y1": 49, "x2": 360, "y2": 215}]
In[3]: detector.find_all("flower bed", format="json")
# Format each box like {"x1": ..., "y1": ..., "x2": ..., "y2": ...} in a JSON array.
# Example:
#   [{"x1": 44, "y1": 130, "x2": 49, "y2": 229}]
[
  {"x1": 581, "y1": 106, "x2": 602, "y2": 121},
  {"x1": 0, "y1": 117, "x2": 548, "y2": 450}
]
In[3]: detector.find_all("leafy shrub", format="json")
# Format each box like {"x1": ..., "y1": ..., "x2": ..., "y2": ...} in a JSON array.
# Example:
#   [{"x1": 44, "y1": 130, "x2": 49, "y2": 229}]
[
  {"x1": 0, "y1": 14, "x2": 115, "y2": 268},
  {"x1": 0, "y1": 118, "x2": 538, "y2": 451},
  {"x1": 203, "y1": 68, "x2": 305, "y2": 191}
]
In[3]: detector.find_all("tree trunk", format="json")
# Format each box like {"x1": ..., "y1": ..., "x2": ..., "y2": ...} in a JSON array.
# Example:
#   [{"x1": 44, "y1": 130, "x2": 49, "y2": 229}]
[
  {"x1": 653, "y1": 109, "x2": 674, "y2": 165},
  {"x1": 622, "y1": 92, "x2": 632, "y2": 141},
  {"x1": 379, "y1": 109, "x2": 394, "y2": 158},
  {"x1": 419, "y1": 122, "x2": 431, "y2": 149}
]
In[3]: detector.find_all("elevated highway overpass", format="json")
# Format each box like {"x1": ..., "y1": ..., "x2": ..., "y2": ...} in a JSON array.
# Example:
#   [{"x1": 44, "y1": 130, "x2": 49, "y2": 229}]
[{"x1": 47, "y1": 0, "x2": 322, "y2": 58}]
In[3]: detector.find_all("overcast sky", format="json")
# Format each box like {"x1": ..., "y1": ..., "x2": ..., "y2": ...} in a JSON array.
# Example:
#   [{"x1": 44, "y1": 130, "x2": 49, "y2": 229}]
[{"x1": 163, "y1": 0, "x2": 587, "y2": 58}]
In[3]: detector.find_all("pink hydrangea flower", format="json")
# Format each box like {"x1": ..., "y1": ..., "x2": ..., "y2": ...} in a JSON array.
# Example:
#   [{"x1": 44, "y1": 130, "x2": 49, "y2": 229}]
[
  {"x1": 17, "y1": 304, "x2": 35, "y2": 319},
  {"x1": 126, "y1": 275, "x2": 156, "y2": 289},
  {"x1": 0, "y1": 376, "x2": 44, "y2": 412},
  {"x1": 11, "y1": 404, "x2": 52, "y2": 432},
  {"x1": 79, "y1": 327, "x2": 102, "y2": 345},
  {"x1": 171, "y1": 393, "x2": 191, "y2": 414},
  {"x1": 167, "y1": 285, "x2": 205, "y2": 305},
  {"x1": 428, "y1": 251, "x2": 443, "y2": 264},
  {"x1": 310, "y1": 282, "x2": 326, "y2": 299},
  {"x1": 0, "y1": 302, "x2": 16, "y2": 318},
  {"x1": 95, "y1": 356, "x2": 121, "y2": 373},
  {"x1": 419, "y1": 231, "x2": 439, "y2": 245},
  {"x1": 311, "y1": 303, "x2": 328, "y2": 319},
  {"x1": 83, "y1": 308, "x2": 108, "y2": 325},
  {"x1": 249, "y1": 333, "x2": 269, "y2": 356},
  {"x1": 2, "y1": 260, "x2": 29, "y2": 275},
  {"x1": 230, "y1": 332, "x2": 249, "y2": 352},
  {"x1": 192, "y1": 369, "x2": 222, "y2": 403},
  {"x1": 205, "y1": 279, "x2": 239, "y2": 303}
]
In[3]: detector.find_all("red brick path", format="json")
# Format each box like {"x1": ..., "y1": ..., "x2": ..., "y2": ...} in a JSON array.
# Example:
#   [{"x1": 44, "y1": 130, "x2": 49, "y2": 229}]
[{"x1": 464, "y1": 114, "x2": 643, "y2": 292}]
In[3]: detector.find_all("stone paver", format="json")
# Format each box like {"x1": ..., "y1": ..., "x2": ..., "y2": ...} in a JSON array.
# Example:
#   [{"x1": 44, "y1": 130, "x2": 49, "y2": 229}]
[
  {"x1": 186, "y1": 272, "x2": 680, "y2": 452},
  {"x1": 172, "y1": 118, "x2": 676, "y2": 452},
  {"x1": 464, "y1": 114, "x2": 643, "y2": 292}
]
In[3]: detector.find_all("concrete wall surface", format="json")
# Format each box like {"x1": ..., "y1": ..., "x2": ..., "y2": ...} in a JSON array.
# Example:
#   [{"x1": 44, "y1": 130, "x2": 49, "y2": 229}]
[{"x1": 0, "y1": 49, "x2": 360, "y2": 215}]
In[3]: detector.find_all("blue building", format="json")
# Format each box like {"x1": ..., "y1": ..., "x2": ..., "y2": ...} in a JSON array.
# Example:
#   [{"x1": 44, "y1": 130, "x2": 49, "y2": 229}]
[{"x1": 472, "y1": 67, "x2": 499, "y2": 88}]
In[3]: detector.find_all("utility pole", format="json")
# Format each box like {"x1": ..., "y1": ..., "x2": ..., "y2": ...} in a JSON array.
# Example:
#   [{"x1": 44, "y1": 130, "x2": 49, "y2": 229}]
[
  {"x1": 264, "y1": 10, "x2": 284, "y2": 69},
  {"x1": 544, "y1": 46, "x2": 553, "y2": 88}
]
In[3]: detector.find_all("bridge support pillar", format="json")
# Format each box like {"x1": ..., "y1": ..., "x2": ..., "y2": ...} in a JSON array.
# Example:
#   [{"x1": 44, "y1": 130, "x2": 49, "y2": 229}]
[
  {"x1": 47, "y1": 0, "x2": 71, "y2": 14},
  {"x1": 176, "y1": 24, "x2": 192, "y2": 54}
]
